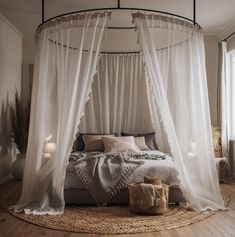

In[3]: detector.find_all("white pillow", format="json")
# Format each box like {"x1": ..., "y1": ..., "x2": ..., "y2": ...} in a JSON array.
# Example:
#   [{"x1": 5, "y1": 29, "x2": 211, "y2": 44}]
[{"x1": 102, "y1": 136, "x2": 141, "y2": 153}]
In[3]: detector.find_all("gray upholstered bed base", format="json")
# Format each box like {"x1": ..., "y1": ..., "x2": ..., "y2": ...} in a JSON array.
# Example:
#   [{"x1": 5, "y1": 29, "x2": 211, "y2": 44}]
[{"x1": 64, "y1": 186, "x2": 185, "y2": 206}]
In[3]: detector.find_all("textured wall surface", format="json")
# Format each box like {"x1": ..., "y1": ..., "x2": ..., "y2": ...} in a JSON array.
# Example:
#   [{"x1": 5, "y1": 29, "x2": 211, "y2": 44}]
[{"x1": 0, "y1": 14, "x2": 22, "y2": 182}]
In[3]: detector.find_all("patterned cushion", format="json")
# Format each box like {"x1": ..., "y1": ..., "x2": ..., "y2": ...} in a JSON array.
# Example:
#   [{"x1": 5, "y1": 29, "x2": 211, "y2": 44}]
[
  {"x1": 83, "y1": 134, "x2": 115, "y2": 152},
  {"x1": 134, "y1": 136, "x2": 149, "y2": 150},
  {"x1": 72, "y1": 133, "x2": 114, "y2": 152},
  {"x1": 102, "y1": 136, "x2": 141, "y2": 153}
]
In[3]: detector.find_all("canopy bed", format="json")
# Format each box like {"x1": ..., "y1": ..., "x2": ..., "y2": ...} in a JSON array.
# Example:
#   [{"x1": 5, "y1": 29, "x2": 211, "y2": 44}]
[{"x1": 12, "y1": 0, "x2": 225, "y2": 215}]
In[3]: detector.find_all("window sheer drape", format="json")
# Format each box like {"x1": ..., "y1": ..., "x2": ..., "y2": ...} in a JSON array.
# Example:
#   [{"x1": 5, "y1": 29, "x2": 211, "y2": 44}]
[
  {"x1": 133, "y1": 13, "x2": 224, "y2": 210},
  {"x1": 218, "y1": 41, "x2": 230, "y2": 157},
  {"x1": 79, "y1": 53, "x2": 153, "y2": 134},
  {"x1": 12, "y1": 12, "x2": 110, "y2": 215},
  {"x1": 219, "y1": 37, "x2": 235, "y2": 156},
  {"x1": 218, "y1": 36, "x2": 235, "y2": 178}
]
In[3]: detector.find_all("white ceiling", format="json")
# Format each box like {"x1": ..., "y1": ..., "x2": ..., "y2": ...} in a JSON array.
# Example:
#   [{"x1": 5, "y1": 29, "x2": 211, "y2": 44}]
[{"x1": 0, "y1": 0, "x2": 235, "y2": 37}]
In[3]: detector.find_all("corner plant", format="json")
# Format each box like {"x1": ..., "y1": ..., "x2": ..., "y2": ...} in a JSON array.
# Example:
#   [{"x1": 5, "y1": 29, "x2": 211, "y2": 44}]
[{"x1": 9, "y1": 90, "x2": 30, "y2": 154}]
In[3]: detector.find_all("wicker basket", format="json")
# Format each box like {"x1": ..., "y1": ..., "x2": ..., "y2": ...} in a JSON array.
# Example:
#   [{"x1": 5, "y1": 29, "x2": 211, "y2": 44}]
[
  {"x1": 144, "y1": 176, "x2": 162, "y2": 185},
  {"x1": 128, "y1": 178, "x2": 169, "y2": 215}
]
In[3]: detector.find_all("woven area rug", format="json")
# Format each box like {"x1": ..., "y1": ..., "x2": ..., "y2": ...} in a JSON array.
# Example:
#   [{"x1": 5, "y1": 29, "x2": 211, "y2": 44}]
[{"x1": 1, "y1": 186, "x2": 230, "y2": 234}]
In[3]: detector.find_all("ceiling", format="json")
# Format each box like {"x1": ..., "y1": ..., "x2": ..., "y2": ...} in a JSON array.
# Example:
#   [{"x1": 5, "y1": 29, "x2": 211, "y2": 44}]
[{"x1": 0, "y1": 0, "x2": 235, "y2": 37}]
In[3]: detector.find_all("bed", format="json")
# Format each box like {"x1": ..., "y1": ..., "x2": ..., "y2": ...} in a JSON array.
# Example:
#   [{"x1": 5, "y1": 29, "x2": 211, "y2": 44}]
[{"x1": 64, "y1": 150, "x2": 185, "y2": 205}]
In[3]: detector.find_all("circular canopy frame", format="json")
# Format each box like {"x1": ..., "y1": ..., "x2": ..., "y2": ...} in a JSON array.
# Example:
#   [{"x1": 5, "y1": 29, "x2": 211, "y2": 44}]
[
  {"x1": 38, "y1": 0, "x2": 201, "y2": 32},
  {"x1": 36, "y1": 0, "x2": 201, "y2": 54}
]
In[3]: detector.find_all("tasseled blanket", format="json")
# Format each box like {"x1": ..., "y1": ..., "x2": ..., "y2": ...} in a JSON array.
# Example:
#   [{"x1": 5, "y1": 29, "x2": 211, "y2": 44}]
[{"x1": 67, "y1": 152, "x2": 144, "y2": 206}]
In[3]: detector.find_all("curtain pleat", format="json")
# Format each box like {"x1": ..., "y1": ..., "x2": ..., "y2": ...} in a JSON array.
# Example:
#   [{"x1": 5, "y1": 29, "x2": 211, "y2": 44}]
[
  {"x1": 12, "y1": 12, "x2": 110, "y2": 215},
  {"x1": 133, "y1": 13, "x2": 225, "y2": 211},
  {"x1": 79, "y1": 53, "x2": 153, "y2": 134},
  {"x1": 218, "y1": 42, "x2": 230, "y2": 157}
]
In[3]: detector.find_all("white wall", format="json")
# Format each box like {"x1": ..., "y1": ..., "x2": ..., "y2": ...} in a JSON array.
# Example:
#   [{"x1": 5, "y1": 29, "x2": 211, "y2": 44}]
[
  {"x1": 0, "y1": 14, "x2": 22, "y2": 183},
  {"x1": 21, "y1": 35, "x2": 35, "y2": 105},
  {"x1": 204, "y1": 36, "x2": 219, "y2": 126},
  {"x1": 22, "y1": 35, "x2": 35, "y2": 64}
]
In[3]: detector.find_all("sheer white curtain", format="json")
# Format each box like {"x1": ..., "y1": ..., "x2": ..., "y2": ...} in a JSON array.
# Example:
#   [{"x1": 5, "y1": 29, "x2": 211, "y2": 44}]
[
  {"x1": 219, "y1": 37, "x2": 235, "y2": 156},
  {"x1": 218, "y1": 41, "x2": 230, "y2": 156},
  {"x1": 12, "y1": 12, "x2": 110, "y2": 215},
  {"x1": 79, "y1": 53, "x2": 153, "y2": 134},
  {"x1": 133, "y1": 13, "x2": 224, "y2": 211}
]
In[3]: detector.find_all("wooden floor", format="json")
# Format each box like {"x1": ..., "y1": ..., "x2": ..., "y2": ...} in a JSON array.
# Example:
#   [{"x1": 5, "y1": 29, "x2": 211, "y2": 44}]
[{"x1": 0, "y1": 180, "x2": 235, "y2": 237}]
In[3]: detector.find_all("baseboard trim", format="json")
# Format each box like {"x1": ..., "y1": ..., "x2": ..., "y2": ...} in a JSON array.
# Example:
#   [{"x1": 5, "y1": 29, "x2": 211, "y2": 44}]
[{"x1": 0, "y1": 175, "x2": 12, "y2": 184}]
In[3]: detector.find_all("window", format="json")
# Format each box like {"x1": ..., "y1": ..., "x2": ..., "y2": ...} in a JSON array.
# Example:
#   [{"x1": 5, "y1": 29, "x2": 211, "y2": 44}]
[{"x1": 229, "y1": 51, "x2": 235, "y2": 138}]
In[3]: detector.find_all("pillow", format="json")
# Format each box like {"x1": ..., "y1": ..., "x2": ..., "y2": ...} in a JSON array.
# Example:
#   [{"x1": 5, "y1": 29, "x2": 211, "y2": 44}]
[
  {"x1": 134, "y1": 136, "x2": 149, "y2": 150},
  {"x1": 102, "y1": 136, "x2": 141, "y2": 153},
  {"x1": 72, "y1": 133, "x2": 85, "y2": 151},
  {"x1": 121, "y1": 132, "x2": 158, "y2": 150},
  {"x1": 83, "y1": 134, "x2": 115, "y2": 152},
  {"x1": 72, "y1": 133, "x2": 114, "y2": 152}
]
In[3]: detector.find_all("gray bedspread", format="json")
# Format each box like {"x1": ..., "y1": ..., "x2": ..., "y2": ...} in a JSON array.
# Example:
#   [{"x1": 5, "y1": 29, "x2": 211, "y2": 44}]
[{"x1": 67, "y1": 152, "x2": 145, "y2": 205}]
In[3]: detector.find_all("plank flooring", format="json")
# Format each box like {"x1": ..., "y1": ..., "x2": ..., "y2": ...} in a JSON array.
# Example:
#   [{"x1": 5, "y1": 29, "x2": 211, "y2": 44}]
[{"x1": 0, "y1": 180, "x2": 235, "y2": 237}]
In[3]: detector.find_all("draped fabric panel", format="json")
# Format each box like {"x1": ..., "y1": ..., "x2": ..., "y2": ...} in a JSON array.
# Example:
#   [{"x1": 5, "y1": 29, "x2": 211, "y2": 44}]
[
  {"x1": 218, "y1": 42, "x2": 230, "y2": 157},
  {"x1": 79, "y1": 53, "x2": 153, "y2": 134},
  {"x1": 13, "y1": 12, "x2": 110, "y2": 215},
  {"x1": 227, "y1": 34, "x2": 235, "y2": 53},
  {"x1": 133, "y1": 13, "x2": 224, "y2": 211}
]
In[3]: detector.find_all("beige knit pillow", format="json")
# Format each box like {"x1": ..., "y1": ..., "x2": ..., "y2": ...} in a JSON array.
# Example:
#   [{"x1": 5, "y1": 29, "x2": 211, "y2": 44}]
[
  {"x1": 83, "y1": 134, "x2": 114, "y2": 152},
  {"x1": 134, "y1": 136, "x2": 149, "y2": 150},
  {"x1": 102, "y1": 136, "x2": 141, "y2": 153}
]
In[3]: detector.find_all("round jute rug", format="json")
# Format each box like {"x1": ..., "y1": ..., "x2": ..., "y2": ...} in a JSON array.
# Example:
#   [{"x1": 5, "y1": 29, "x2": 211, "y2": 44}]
[{"x1": 1, "y1": 186, "x2": 230, "y2": 234}]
